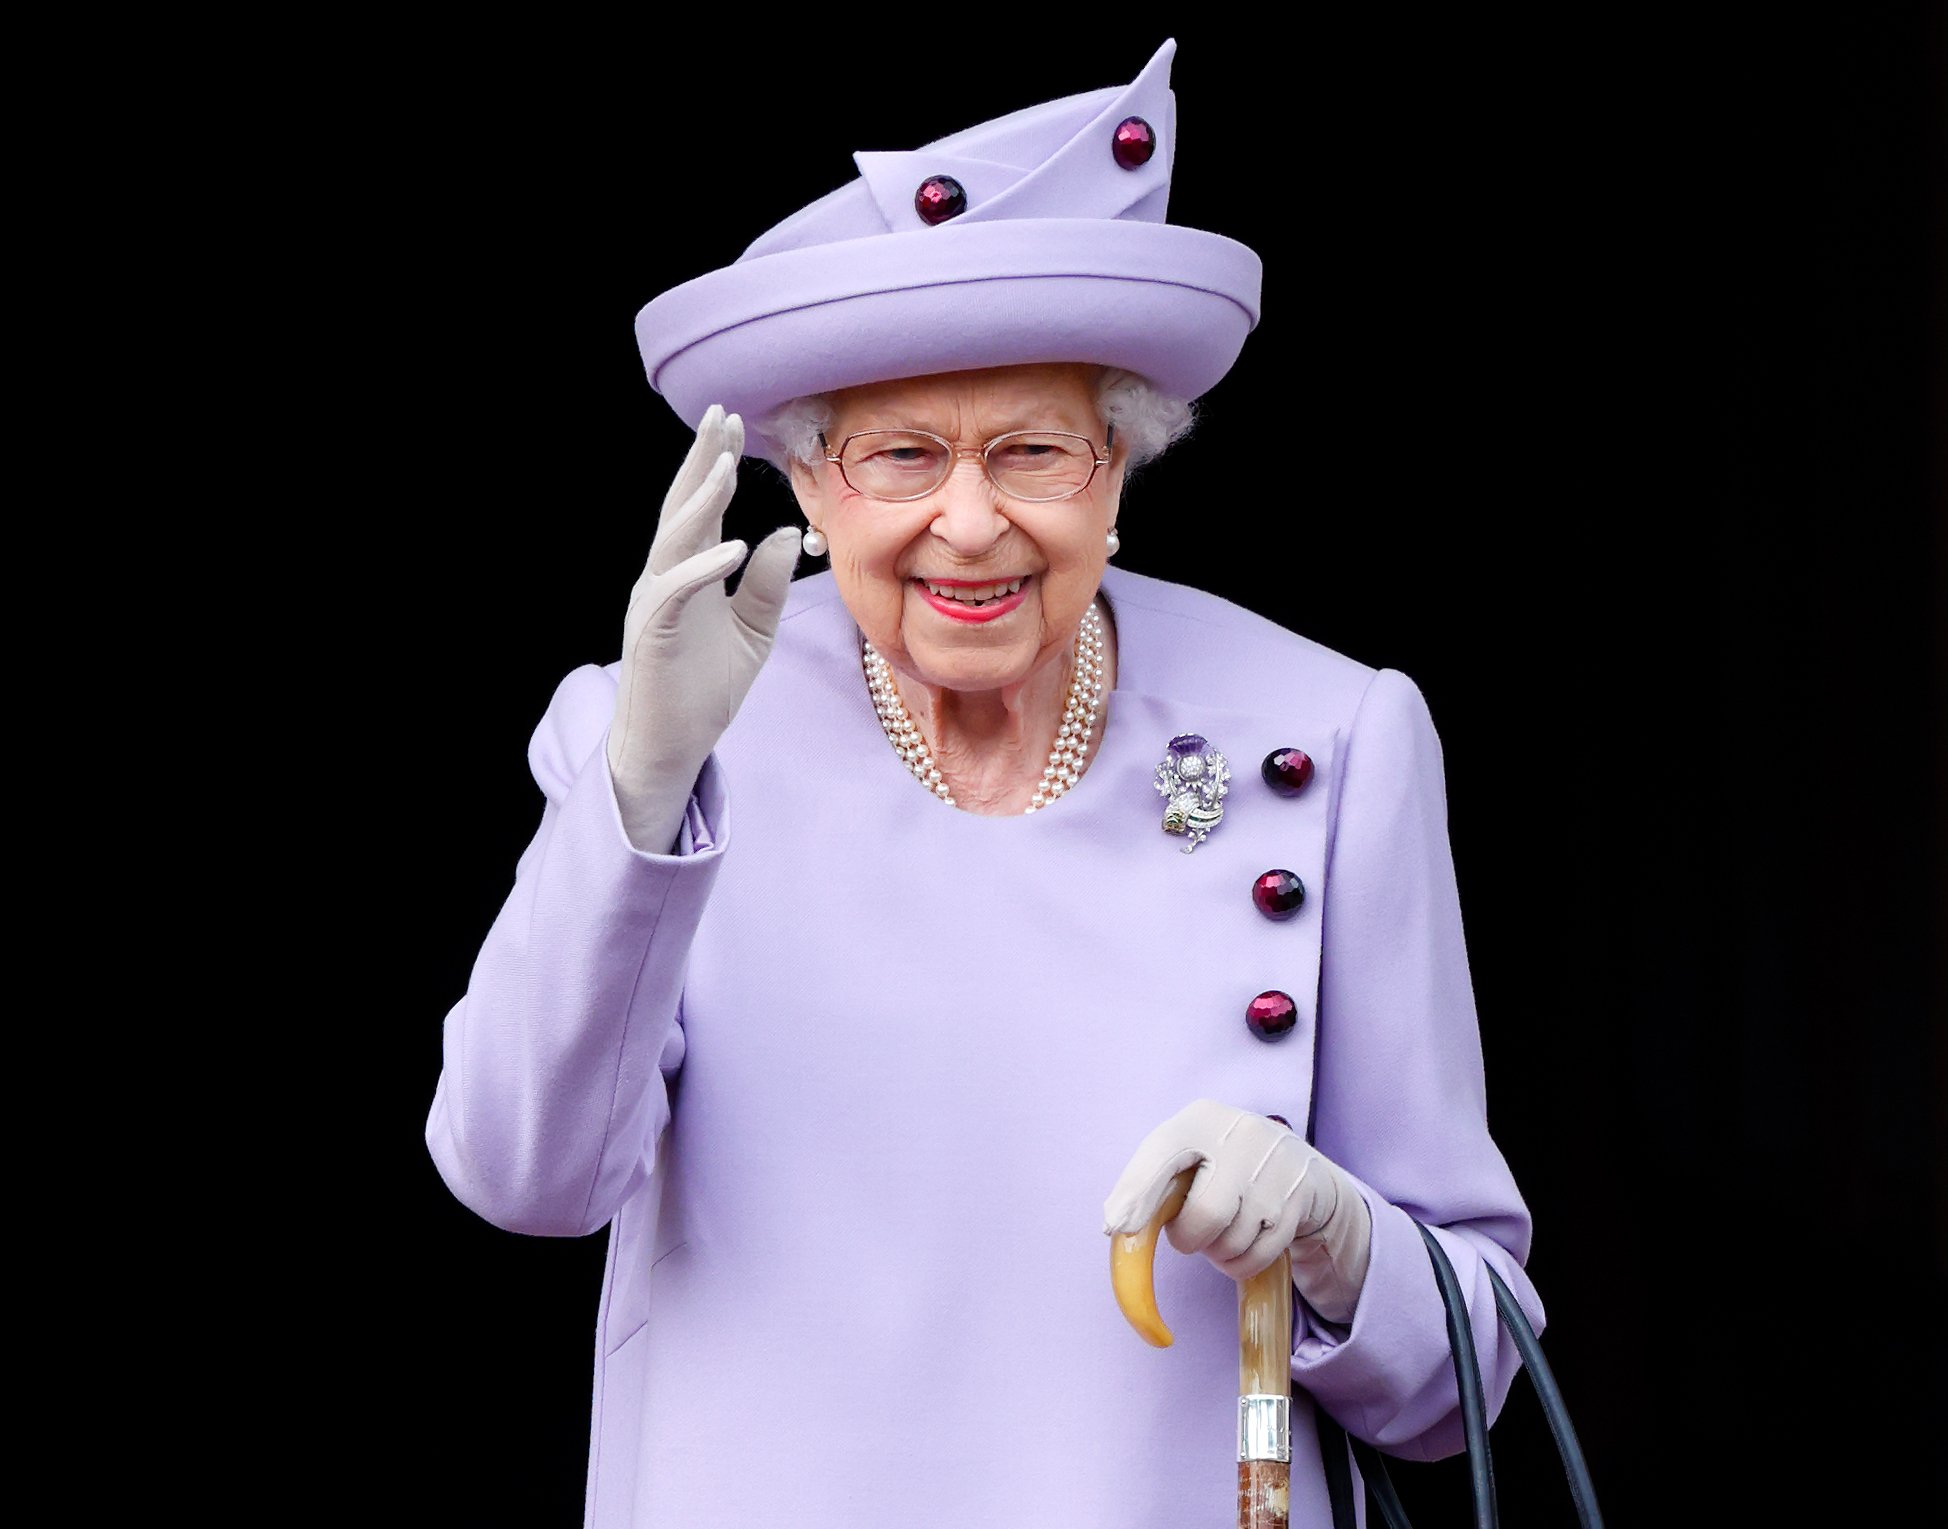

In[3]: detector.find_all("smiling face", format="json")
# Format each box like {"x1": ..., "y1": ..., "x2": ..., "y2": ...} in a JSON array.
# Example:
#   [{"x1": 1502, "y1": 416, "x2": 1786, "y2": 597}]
[{"x1": 787, "y1": 362, "x2": 1127, "y2": 697}]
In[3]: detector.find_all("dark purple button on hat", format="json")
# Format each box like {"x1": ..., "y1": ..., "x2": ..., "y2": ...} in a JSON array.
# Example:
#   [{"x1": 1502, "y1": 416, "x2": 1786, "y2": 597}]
[
  {"x1": 1246, "y1": 990, "x2": 1298, "y2": 1041},
  {"x1": 1261, "y1": 747, "x2": 1314, "y2": 795},
  {"x1": 1112, "y1": 116, "x2": 1156, "y2": 169},
  {"x1": 914, "y1": 175, "x2": 967, "y2": 225}
]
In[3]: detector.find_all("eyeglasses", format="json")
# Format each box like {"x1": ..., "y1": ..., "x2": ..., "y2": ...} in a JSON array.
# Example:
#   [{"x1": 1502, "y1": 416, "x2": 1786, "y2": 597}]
[{"x1": 820, "y1": 424, "x2": 1115, "y2": 504}]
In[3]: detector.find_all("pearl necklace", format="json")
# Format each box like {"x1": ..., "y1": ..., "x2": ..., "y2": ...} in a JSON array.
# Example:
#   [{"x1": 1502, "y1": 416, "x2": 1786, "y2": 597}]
[{"x1": 862, "y1": 600, "x2": 1107, "y2": 813}]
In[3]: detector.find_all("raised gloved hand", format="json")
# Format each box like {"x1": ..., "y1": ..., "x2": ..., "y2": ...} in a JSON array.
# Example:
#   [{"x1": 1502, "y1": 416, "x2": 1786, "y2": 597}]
[
  {"x1": 1102, "y1": 1098, "x2": 1374, "y2": 1325},
  {"x1": 607, "y1": 404, "x2": 802, "y2": 854}
]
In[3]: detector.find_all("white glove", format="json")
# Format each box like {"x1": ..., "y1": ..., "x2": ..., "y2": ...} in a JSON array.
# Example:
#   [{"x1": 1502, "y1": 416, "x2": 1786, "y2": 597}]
[
  {"x1": 607, "y1": 404, "x2": 802, "y2": 854},
  {"x1": 1102, "y1": 1098, "x2": 1374, "y2": 1325}
]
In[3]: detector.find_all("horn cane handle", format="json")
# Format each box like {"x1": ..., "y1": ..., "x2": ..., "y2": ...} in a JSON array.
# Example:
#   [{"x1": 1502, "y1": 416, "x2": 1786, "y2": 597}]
[{"x1": 1109, "y1": 1167, "x2": 1197, "y2": 1346}]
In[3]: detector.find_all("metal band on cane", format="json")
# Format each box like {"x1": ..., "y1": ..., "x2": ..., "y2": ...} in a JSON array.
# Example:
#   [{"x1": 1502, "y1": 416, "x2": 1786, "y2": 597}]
[{"x1": 1237, "y1": 1393, "x2": 1291, "y2": 1462}]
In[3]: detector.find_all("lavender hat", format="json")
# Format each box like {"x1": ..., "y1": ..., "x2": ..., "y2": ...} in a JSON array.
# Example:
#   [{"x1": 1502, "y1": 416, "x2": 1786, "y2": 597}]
[{"x1": 633, "y1": 38, "x2": 1264, "y2": 464}]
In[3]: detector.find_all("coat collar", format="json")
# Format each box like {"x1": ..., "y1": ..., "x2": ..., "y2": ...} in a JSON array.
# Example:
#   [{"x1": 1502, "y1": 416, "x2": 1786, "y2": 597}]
[
  {"x1": 781, "y1": 561, "x2": 1206, "y2": 709},
  {"x1": 773, "y1": 565, "x2": 1342, "y2": 849}
]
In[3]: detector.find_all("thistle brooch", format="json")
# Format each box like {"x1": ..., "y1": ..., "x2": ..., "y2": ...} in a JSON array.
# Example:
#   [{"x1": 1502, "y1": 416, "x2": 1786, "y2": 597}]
[{"x1": 1153, "y1": 733, "x2": 1230, "y2": 853}]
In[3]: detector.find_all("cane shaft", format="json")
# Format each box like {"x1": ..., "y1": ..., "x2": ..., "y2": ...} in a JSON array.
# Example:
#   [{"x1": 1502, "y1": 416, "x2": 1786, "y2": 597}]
[
  {"x1": 1237, "y1": 1461, "x2": 1291, "y2": 1528},
  {"x1": 1236, "y1": 1253, "x2": 1292, "y2": 1528},
  {"x1": 1238, "y1": 1254, "x2": 1291, "y2": 1393}
]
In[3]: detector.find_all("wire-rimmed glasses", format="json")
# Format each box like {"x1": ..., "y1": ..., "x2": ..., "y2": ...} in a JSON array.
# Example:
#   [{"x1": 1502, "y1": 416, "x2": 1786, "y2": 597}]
[{"x1": 820, "y1": 424, "x2": 1115, "y2": 503}]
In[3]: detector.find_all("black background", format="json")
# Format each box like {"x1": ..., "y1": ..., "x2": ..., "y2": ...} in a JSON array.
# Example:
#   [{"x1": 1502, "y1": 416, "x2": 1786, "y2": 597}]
[{"x1": 312, "y1": 13, "x2": 1944, "y2": 1525}]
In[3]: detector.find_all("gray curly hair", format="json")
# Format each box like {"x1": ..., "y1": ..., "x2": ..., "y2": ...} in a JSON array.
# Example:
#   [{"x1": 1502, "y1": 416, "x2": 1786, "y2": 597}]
[{"x1": 754, "y1": 366, "x2": 1197, "y2": 479}]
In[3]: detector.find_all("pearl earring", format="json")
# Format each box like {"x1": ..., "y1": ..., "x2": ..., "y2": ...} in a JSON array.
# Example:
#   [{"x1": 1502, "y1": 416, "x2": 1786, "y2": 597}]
[
  {"x1": 803, "y1": 527, "x2": 828, "y2": 557},
  {"x1": 1106, "y1": 528, "x2": 1121, "y2": 557}
]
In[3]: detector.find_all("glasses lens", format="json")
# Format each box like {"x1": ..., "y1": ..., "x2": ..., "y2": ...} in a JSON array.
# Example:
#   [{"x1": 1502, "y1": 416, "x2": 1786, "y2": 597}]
[
  {"x1": 987, "y1": 433, "x2": 1097, "y2": 501},
  {"x1": 841, "y1": 431, "x2": 952, "y2": 499}
]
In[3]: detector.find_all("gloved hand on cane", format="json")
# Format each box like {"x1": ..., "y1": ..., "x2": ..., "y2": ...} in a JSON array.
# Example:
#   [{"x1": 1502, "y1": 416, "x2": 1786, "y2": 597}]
[
  {"x1": 1103, "y1": 1098, "x2": 1374, "y2": 1325},
  {"x1": 607, "y1": 404, "x2": 802, "y2": 854}
]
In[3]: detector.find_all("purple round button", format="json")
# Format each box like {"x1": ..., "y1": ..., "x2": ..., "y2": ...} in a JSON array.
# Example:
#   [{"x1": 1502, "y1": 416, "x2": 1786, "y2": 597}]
[
  {"x1": 1252, "y1": 869, "x2": 1306, "y2": 920},
  {"x1": 914, "y1": 175, "x2": 967, "y2": 225},
  {"x1": 1262, "y1": 747, "x2": 1315, "y2": 796},
  {"x1": 1246, "y1": 990, "x2": 1298, "y2": 1041},
  {"x1": 1112, "y1": 116, "x2": 1157, "y2": 169}
]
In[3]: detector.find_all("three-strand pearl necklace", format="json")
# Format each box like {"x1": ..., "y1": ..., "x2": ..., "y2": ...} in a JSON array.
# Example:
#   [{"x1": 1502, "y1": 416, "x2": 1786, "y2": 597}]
[{"x1": 862, "y1": 599, "x2": 1107, "y2": 813}]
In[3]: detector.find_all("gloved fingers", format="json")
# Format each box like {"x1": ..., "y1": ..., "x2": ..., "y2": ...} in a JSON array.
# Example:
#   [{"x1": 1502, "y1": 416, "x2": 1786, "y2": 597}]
[
  {"x1": 1201, "y1": 1183, "x2": 1292, "y2": 1263},
  {"x1": 648, "y1": 446, "x2": 740, "y2": 580},
  {"x1": 727, "y1": 525, "x2": 803, "y2": 642},
  {"x1": 612, "y1": 537, "x2": 748, "y2": 764},
  {"x1": 1203, "y1": 1150, "x2": 1315, "y2": 1266},
  {"x1": 654, "y1": 404, "x2": 730, "y2": 545},
  {"x1": 1104, "y1": 1098, "x2": 1280, "y2": 1235},
  {"x1": 1160, "y1": 1113, "x2": 1311, "y2": 1260},
  {"x1": 1101, "y1": 1143, "x2": 1205, "y2": 1237},
  {"x1": 1102, "y1": 1097, "x2": 1237, "y2": 1234},
  {"x1": 623, "y1": 538, "x2": 748, "y2": 655},
  {"x1": 1163, "y1": 1158, "x2": 1248, "y2": 1256},
  {"x1": 1277, "y1": 1138, "x2": 1345, "y2": 1242},
  {"x1": 1210, "y1": 1218, "x2": 1298, "y2": 1282}
]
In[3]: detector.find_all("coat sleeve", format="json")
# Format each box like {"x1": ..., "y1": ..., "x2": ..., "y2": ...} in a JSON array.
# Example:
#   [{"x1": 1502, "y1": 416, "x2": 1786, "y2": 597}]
[
  {"x1": 424, "y1": 661, "x2": 729, "y2": 1237},
  {"x1": 1288, "y1": 665, "x2": 1546, "y2": 1461}
]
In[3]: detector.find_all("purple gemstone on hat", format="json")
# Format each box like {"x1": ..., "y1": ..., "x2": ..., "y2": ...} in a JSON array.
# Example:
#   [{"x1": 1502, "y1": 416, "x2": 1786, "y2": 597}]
[
  {"x1": 1246, "y1": 990, "x2": 1299, "y2": 1041},
  {"x1": 1167, "y1": 733, "x2": 1208, "y2": 758},
  {"x1": 914, "y1": 175, "x2": 967, "y2": 226},
  {"x1": 1262, "y1": 747, "x2": 1315, "y2": 796},
  {"x1": 1112, "y1": 116, "x2": 1157, "y2": 169}
]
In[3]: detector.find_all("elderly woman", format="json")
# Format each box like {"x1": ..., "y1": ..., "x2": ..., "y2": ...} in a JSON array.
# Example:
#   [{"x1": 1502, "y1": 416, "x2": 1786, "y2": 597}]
[{"x1": 426, "y1": 39, "x2": 1542, "y2": 1528}]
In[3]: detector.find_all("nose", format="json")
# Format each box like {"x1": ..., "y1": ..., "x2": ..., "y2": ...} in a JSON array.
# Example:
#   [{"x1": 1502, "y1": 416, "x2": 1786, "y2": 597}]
[{"x1": 925, "y1": 456, "x2": 1012, "y2": 557}]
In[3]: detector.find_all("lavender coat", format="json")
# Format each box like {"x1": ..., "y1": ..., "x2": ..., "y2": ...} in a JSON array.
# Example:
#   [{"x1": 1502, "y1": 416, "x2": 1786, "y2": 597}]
[{"x1": 425, "y1": 562, "x2": 1545, "y2": 1528}]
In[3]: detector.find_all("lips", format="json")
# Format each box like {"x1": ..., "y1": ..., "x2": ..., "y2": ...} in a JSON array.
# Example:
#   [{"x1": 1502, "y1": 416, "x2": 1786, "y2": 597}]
[{"x1": 911, "y1": 574, "x2": 1032, "y2": 623}]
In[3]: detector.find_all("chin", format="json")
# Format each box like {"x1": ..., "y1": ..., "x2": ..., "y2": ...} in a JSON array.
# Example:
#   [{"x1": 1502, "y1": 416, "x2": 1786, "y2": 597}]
[{"x1": 907, "y1": 640, "x2": 1040, "y2": 693}]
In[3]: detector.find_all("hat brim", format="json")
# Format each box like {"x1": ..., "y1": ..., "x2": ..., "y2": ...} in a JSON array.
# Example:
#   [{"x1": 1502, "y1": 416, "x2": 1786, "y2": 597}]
[{"x1": 634, "y1": 219, "x2": 1263, "y2": 463}]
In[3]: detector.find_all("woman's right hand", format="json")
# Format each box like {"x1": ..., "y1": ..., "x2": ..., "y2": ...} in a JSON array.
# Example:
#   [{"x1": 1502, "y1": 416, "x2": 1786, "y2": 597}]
[{"x1": 607, "y1": 403, "x2": 801, "y2": 853}]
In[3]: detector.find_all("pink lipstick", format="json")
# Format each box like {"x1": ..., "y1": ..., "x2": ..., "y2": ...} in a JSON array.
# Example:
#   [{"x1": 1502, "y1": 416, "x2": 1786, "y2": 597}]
[{"x1": 911, "y1": 574, "x2": 1032, "y2": 624}]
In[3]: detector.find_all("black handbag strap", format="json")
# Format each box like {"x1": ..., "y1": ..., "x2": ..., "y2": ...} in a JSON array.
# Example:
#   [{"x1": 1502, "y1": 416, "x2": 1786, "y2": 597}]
[
  {"x1": 1419, "y1": 1222, "x2": 1499, "y2": 1528},
  {"x1": 1482, "y1": 1263, "x2": 1605, "y2": 1529},
  {"x1": 1350, "y1": 1434, "x2": 1414, "y2": 1529},
  {"x1": 1315, "y1": 1410, "x2": 1413, "y2": 1529},
  {"x1": 1308, "y1": 1219, "x2": 1604, "y2": 1529},
  {"x1": 1318, "y1": 1401, "x2": 1360, "y2": 1524}
]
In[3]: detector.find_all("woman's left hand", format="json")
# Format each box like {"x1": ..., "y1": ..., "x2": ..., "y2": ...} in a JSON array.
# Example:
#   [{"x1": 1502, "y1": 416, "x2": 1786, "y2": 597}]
[{"x1": 1102, "y1": 1099, "x2": 1373, "y2": 1323}]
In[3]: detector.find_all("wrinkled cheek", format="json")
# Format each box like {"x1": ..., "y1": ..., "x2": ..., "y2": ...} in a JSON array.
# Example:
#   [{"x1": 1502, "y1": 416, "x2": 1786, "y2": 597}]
[
  {"x1": 1040, "y1": 573, "x2": 1093, "y2": 644},
  {"x1": 837, "y1": 557, "x2": 909, "y2": 652}
]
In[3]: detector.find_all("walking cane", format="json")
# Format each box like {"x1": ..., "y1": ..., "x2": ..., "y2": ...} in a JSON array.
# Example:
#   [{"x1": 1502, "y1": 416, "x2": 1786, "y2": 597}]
[{"x1": 1111, "y1": 1166, "x2": 1292, "y2": 1529}]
